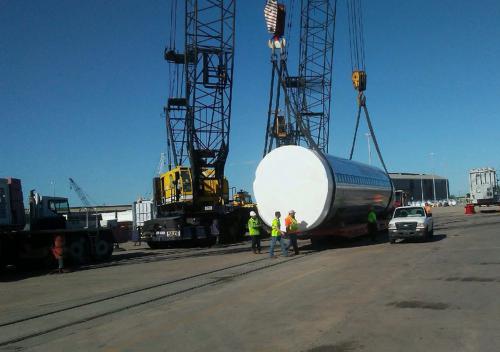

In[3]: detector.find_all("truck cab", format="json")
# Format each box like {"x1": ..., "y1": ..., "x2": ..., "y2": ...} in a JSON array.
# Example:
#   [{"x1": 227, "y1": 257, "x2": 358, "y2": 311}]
[
  {"x1": 388, "y1": 206, "x2": 434, "y2": 244},
  {"x1": 29, "y1": 191, "x2": 70, "y2": 231}
]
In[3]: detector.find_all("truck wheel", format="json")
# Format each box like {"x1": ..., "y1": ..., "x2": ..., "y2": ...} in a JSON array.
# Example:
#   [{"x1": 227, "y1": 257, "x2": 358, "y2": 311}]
[
  {"x1": 311, "y1": 237, "x2": 327, "y2": 249},
  {"x1": 425, "y1": 228, "x2": 433, "y2": 241},
  {"x1": 206, "y1": 236, "x2": 217, "y2": 247},
  {"x1": 0, "y1": 239, "x2": 3, "y2": 270},
  {"x1": 147, "y1": 241, "x2": 160, "y2": 249},
  {"x1": 68, "y1": 239, "x2": 87, "y2": 264},
  {"x1": 423, "y1": 229, "x2": 430, "y2": 242},
  {"x1": 95, "y1": 235, "x2": 113, "y2": 260}
]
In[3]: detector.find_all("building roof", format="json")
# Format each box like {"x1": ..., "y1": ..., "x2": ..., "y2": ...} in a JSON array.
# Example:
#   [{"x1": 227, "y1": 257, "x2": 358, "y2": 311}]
[
  {"x1": 70, "y1": 204, "x2": 132, "y2": 213},
  {"x1": 389, "y1": 173, "x2": 447, "y2": 180}
]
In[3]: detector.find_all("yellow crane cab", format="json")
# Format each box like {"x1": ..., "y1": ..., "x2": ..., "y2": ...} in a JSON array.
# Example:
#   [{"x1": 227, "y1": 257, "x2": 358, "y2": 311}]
[{"x1": 156, "y1": 166, "x2": 229, "y2": 207}]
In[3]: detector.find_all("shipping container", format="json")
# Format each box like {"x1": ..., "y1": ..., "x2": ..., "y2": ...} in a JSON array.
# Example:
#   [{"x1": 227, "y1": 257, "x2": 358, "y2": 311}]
[{"x1": 132, "y1": 200, "x2": 154, "y2": 233}]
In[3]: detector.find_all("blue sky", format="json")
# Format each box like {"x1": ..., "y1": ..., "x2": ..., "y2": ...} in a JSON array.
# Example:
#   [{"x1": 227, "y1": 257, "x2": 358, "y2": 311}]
[{"x1": 1, "y1": 0, "x2": 499, "y2": 205}]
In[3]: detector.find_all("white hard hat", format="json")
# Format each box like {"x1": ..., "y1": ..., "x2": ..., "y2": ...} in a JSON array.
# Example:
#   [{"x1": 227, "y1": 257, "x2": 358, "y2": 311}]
[
  {"x1": 289, "y1": 209, "x2": 295, "y2": 214},
  {"x1": 250, "y1": 211, "x2": 257, "y2": 217}
]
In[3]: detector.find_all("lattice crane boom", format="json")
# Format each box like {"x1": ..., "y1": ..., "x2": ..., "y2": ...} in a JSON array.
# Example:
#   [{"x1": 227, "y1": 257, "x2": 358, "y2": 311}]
[
  {"x1": 68, "y1": 177, "x2": 92, "y2": 208},
  {"x1": 165, "y1": 0, "x2": 235, "y2": 201}
]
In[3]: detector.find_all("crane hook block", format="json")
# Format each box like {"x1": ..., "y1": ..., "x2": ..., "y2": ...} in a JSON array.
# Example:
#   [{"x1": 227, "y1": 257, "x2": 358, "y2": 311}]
[
  {"x1": 164, "y1": 49, "x2": 185, "y2": 64},
  {"x1": 352, "y1": 70, "x2": 367, "y2": 92},
  {"x1": 273, "y1": 115, "x2": 287, "y2": 138},
  {"x1": 264, "y1": 1, "x2": 286, "y2": 38}
]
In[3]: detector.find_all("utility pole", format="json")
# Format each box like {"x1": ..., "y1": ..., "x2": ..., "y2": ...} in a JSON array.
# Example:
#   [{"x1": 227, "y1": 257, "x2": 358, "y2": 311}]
[
  {"x1": 365, "y1": 133, "x2": 372, "y2": 165},
  {"x1": 430, "y1": 152, "x2": 436, "y2": 202}
]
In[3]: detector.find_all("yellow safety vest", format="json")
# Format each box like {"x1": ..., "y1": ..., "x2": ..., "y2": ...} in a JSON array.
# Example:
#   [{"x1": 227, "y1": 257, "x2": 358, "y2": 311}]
[
  {"x1": 248, "y1": 217, "x2": 261, "y2": 236},
  {"x1": 271, "y1": 218, "x2": 281, "y2": 237},
  {"x1": 368, "y1": 211, "x2": 377, "y2": 223},
  {"x1": 286, "y1": 216, "x2": 298, "y2": 232}
]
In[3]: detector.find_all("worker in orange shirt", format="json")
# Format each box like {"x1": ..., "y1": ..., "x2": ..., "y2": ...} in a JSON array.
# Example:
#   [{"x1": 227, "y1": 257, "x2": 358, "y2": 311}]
[
  {"x1": 285, "y1": 210, "x2": 300, "y2": 255},
  {"x1": 424, "y1": 202, "x2": 432, "y2": 216},
  {"x1": 52, "y1": 234, "x2": 65, "y2": 273}
]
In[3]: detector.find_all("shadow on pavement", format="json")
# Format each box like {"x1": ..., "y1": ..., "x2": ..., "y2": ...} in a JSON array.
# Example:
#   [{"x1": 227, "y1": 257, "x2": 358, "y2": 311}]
[
  {"x1": 75, "y1": 244, "x2": 259, "y2": 271},
  {"x1": 298, "y1": 232, "x2": 448, "y2": 251},
  {"x1": 0, "y1": 266, "x2": 52, "y2": 282},
  {"x1": 395, "y1": 234, "x2": 447, "y2": 244},
  {"x1": 0, "y1": 241, "x2": 257, "y2": 280},
  {"x1": 478, "y1": 209, "x2": 500, "y2": 214},
  {"x1": 299, "y1": 232, "x2": 390, "y2": 251}
]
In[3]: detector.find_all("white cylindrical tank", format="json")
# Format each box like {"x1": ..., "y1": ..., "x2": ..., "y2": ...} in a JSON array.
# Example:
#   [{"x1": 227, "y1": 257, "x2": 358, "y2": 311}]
[{"x1": 253, "y1": 146, "x2": 393, "y2": 232}]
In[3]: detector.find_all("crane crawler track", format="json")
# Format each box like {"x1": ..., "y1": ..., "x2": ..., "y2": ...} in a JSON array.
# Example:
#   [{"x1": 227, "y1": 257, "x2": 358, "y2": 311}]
[{"x1": 0, "y1": 249, "x2": 317, "y2": 348}]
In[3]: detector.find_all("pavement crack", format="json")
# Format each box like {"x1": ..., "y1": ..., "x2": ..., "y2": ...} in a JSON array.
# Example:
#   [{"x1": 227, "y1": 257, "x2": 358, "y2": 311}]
[
  {"x1": 306, "y1": 341, "x2": 359, "y2": 352},
  {"x1": 479, "y1": 262, "x2": 500, "y2": 265},
  {"x1": 444, "y1": 277, "x2": 498, "y2": 282},
  {"x1": 387, "y1": 300, "x2": 451, "y2": 310}
]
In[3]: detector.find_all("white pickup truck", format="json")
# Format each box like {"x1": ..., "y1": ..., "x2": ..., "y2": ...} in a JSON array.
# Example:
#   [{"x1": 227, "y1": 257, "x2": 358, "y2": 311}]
[{"x1": 388, "y1": 206, "x2": 434, "y2": 244}]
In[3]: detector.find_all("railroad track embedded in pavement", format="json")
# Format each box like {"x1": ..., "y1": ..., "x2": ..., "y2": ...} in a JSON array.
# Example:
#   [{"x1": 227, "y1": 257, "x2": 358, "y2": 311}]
[{"x1": 0, "y1": 248, "x2": 317, "y2": 348}]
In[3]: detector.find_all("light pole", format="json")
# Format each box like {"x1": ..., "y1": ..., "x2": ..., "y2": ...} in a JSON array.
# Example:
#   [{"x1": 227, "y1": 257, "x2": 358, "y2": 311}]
[
  {"x1": 420, "y1": 174, "x2": 424, "y2": 203},
  {"x1": 365, "y1": 133, "x2": 372, "y2": 165},
  {"x1": 441, "y1": 161, "x2": 450, "y2": 203},
  {"x1": 430, "y1": 152, "x2": 436, "y2": 202},
  {"x1": 446, "y1": 178, "x2": 449, "y2": 203},
  {"x1": 50, "y1": 180, "x2": 55, "y2": 197}
]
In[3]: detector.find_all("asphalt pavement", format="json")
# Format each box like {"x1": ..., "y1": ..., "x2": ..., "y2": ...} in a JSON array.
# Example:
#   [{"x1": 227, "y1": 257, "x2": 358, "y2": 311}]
[{"x1": 1, "y1": 206, "x2": 499, "y2": 351}]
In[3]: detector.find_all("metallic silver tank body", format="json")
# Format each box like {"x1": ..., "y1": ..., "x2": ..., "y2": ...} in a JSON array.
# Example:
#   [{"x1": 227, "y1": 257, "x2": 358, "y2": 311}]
[
  {"x1": 253, "y1": 146, "x2": 394, "y2": 232},
  {"x1": 321, "y1": 153, "x2": 393, "y2": 225}
]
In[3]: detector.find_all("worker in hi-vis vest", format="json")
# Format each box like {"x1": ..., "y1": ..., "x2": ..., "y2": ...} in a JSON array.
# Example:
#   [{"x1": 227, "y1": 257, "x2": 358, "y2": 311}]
[
  {"x1": 285, "y1": 210, "x2": 300, "y2": 255},
  {"x1": 367, "y1": 206, "x2": 377, "y2": 241},
  {"x1": 270, "y1": 211, "x2": 287, "y2": 258},
  {"x1": 248, "y1": 211, "x2": 262, "y2": 254}
]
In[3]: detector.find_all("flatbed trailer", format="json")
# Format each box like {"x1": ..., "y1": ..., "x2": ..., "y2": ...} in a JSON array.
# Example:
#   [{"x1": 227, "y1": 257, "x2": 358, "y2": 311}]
[{"x1": 298, "y1": 219, "x2": 389, "y2": 247}]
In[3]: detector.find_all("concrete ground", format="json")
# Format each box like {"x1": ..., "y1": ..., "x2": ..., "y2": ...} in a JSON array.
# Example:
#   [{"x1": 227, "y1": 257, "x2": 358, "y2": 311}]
[{"x1": 1, "y1": 206, "x2": 499, "y2": 351}]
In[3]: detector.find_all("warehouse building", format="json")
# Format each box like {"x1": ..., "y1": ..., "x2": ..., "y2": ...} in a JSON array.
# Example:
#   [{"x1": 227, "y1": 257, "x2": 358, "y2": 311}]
[{"x1": 389, "y1": 173, "x2": 449, "y2": 201}]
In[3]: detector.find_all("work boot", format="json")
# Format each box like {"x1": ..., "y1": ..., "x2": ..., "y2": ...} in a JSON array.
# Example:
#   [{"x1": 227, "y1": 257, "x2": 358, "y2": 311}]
[{"x1": 252, "y1": 249, "x2": 257, "y2": 254}]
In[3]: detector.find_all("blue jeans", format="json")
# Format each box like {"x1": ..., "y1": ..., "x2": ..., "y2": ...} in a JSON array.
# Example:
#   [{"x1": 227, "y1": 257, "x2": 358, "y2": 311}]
[
  {"x1": 287, "y1": 233, "x2": 299, "y2": 254},
  {"x1": 269, "y1": 236, "x2": 288, "y2": 257},
  {"x1": 58, "y1": 257, "x2": 64, "y2": 269}
]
